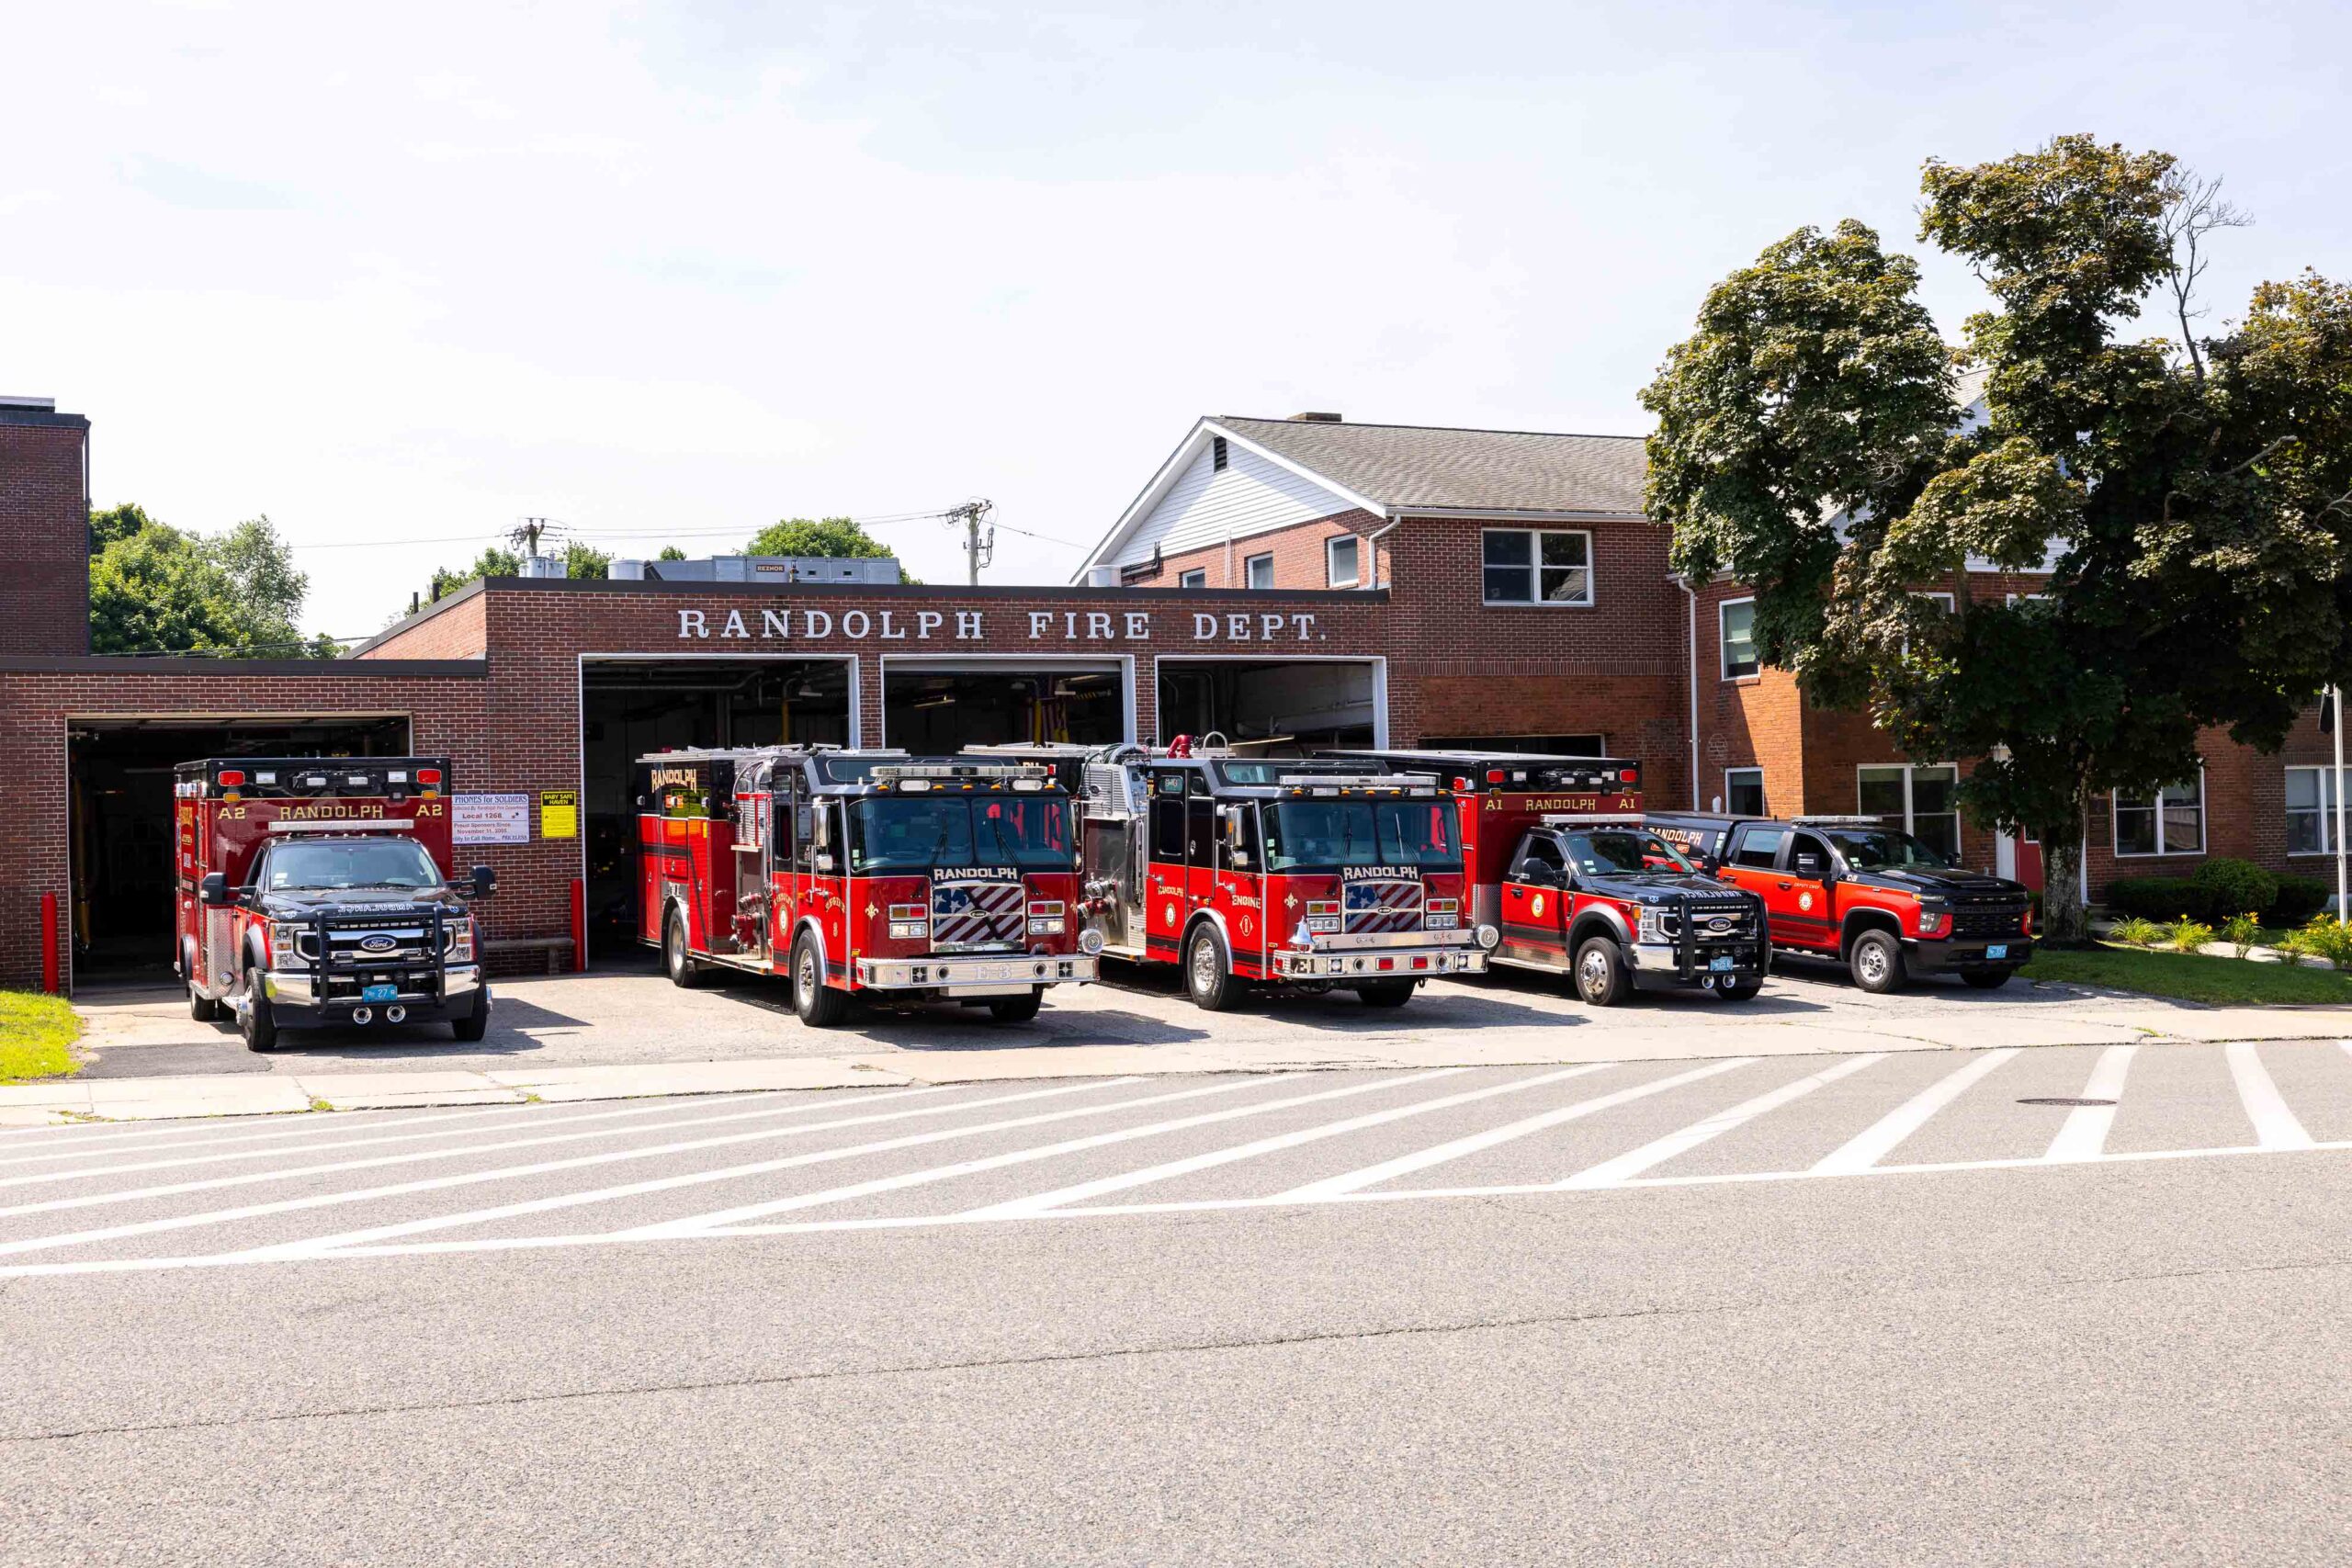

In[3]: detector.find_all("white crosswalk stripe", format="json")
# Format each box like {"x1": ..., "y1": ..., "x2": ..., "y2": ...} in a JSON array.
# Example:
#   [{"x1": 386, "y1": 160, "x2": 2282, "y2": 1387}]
[
  {"x1": 1810, "y1": 1049, "x2": 2019, "y2": 1175},
  {"x1": 0, "y1": 1041, "x2": 2344, "y2": 1280}
]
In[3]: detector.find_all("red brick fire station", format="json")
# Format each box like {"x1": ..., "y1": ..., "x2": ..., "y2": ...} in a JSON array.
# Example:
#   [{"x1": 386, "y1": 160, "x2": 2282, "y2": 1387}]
[{"x1": 1, "y1": 398, "x2": 2335, "y2": 992}]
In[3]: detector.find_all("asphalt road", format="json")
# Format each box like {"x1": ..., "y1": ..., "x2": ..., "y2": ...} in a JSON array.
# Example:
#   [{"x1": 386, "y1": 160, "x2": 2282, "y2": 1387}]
[{"x1": 3, "y1": 1040, "x2": 2347, "y2": 1564}]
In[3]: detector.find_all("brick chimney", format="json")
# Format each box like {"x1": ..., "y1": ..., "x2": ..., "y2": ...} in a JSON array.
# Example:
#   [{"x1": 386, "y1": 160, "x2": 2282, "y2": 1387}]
[
  {"x1": 1286, "y1": 412, "x2": 1343, "y2": 423},
  {"x1": 0, "y1": 397, "x2": 92, "y2": 657}
]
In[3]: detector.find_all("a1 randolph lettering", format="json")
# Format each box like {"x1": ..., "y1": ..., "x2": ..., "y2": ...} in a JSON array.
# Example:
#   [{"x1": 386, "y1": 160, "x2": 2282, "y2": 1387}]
[{"x1": 675, "y1": 608, "x2": 1321, "y2": 644}]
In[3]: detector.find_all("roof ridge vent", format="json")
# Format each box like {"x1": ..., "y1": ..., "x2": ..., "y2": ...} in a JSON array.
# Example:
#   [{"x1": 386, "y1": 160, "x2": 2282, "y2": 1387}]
[{"x1": 1286, "y1": 411, "x2": 1342, "y2": 423}]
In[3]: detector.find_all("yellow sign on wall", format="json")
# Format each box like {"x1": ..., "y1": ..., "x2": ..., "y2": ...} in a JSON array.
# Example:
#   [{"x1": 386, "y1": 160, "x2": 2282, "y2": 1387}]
[{"x1": 540, "y1": 790, "x2": 579, "y2": 840}]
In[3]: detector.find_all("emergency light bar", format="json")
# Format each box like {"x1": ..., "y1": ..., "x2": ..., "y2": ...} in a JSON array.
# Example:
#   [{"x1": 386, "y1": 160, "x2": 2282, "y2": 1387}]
[
  {"x1": 263, "y1": 820, "x2": 418, "y2": 832},
  {"x1": 1275, "y1": 773, "x2": 1440, "y2": 797},
  {"x1": 871, "y1": 762, "x2": 1054, "y2": 793},
  {"x1": 1538, "y1": 813, "x2": 1645, "y2": 827},
  {"x1": 1791, "y1": 815, "x2": 1886, "y2": 827}
]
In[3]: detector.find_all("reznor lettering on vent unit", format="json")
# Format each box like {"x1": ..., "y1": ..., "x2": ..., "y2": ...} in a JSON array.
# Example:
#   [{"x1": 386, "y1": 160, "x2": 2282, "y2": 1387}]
[{"x1": 676, "y1": 609, "x2": 1321, "y2": 644}]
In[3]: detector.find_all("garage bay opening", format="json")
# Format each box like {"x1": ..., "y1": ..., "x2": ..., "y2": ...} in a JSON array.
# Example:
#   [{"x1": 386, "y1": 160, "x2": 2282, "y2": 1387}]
[{"x1": 1156, "y1": 659, "x2": 1379, "y2": 752}]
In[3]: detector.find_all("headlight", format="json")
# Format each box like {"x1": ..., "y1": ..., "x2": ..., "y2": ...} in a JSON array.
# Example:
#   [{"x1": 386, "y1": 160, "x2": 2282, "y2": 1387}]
[
  {"x1": 270, "y1": 923, "x2": 305, "y2": 966},
  {"x1": 1917, "y1": 906, "x2": 1949, "y2": 937},
  {"x1": 888, "y1": 920, "x2": 928, "y2": 940},
  {"x1": 1027, "y1": 917, "x2": 1065, "y2": 935},
  {"x1": 1078, "y1": 927, "x2": 1106, "y2": 956},
  {"x1": 443, "y1": 919, "x2": 475, "y2": 962},
  {"x1": 1474, "y1": 923, "x2": 1500, "y2": 951},
  {"x1": 1638, "y1": 907, "x2": 1668, "y2": 943}
]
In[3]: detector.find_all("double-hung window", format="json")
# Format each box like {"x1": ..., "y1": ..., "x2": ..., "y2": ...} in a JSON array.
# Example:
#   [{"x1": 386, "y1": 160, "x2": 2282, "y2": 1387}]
[
  {"x1": 1326, "y1": 535, "x2": 1361, "y2": 588},
  {"x1": 2286, "y1": 766, "x2": 2345, "y2": 854},
  {"x1": 1244, "y1": 553, "x2": 1274, "y2": 590},
  {"x1": 1178, "y1": 569, "x2": 1207, "y2": 589},
  {"x1": 1720, "y1": 598, "x2": 1758, "y2": 679},
  {"x1": 1858, "y1": 763, "x2": 1961, "y2": 860},
  {"x1": 2113, "y1": 775, "x2": 2204, "y2": 857},
  {"x1": 1481, "y1": 528, "x2": 1592, "y2": 606}
]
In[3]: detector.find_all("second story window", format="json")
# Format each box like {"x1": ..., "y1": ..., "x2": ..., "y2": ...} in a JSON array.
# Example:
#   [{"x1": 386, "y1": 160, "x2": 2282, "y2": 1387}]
[
  {"x1": 1721, "y1": 598, "x2": 1758, "y2": 679},
  {"x1": 1327, "y1": 535, "x2": 1361, "y2": 588},
  {"x1": 1245, "y1": 552, "x2": 1274, "y2": 590},
  {"x1": 1481, "y1": 528, "x2": 1591, "y2": 605},
  {"x1": 1178, "y1": 568, "x2": 1207, "y2": 589}
]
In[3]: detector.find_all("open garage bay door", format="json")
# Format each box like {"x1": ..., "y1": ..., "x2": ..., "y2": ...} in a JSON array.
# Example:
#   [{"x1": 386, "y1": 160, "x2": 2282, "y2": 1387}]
[
  {"x1": 581, "y1": 658, "x2": 853, "y2": 959},
  {"x1": 68, "y1": 716, "x2": 412, "y2": 983},
  {"x1": 1157, "y1": 659, "x2": 1380, "y2": 754},
  {"x1": 882, "y1": 660, "x2": 1125, "y2": 753}
]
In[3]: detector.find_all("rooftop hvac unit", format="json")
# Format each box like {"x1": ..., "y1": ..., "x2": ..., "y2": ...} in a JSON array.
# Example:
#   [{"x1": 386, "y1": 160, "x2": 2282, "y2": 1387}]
[
  {"x1": 611, "y1": 558, "x2": 647, "y2": 581},
  {"x1": 1086, "y1": 566, "x2": 1119, "y2": 588},
  {"x1": 646, "y1": 555, "x2": 903, "y2": 584},
  {"x1": 518, "y1": 554, "x2": 567, "y2": 580}
]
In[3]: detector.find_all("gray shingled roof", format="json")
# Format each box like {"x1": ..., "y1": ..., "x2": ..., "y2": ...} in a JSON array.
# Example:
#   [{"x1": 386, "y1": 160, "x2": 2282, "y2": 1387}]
[{"x1": 1216, "y1": 415, "x2": 1649, "y2": 516}]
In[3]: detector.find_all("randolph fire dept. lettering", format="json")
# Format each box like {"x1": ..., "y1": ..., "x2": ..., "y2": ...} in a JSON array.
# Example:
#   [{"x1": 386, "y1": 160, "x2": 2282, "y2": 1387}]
[{"x1": 676, "y1": 608, "x2": 1320, "y2": 644}]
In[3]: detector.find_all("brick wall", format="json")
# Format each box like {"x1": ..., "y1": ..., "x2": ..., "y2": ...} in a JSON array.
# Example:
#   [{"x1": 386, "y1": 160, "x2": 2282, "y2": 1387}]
[
  {"x1": 0, "y1": 411, "x2": 91, "y2": 658},
  {"x1": 1131, "y1": 511, "x2": 1388, "y2": 592}
]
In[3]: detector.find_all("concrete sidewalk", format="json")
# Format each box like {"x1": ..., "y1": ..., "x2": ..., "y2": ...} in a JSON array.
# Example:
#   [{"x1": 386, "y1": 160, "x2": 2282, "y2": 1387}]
[{"x1": 10, "y1": 987, "x2": 2352, "y2": 1125}]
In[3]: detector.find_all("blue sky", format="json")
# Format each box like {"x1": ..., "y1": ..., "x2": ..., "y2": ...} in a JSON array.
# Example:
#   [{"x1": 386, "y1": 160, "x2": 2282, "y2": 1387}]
[{"x1": 4, "y1": 1, "x2": 2344, "y2": 637}]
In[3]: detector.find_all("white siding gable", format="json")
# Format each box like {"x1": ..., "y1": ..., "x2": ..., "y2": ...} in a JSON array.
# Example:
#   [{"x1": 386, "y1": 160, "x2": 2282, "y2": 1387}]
[{"x1": 1111, "y1": 439, "x2": 1351, "y2": 568}]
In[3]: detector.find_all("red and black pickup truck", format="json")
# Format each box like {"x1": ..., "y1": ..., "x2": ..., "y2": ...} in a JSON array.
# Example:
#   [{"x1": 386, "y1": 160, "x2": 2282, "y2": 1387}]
[{"x1": 1644, "y1": 812, "x2": 2033, "y2": 993}]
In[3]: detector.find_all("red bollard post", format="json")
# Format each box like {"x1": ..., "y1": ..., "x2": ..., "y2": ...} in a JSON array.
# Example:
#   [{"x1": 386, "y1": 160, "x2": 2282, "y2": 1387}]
[
  {"x1": 570, "y1": 878, "x2": 588, "y2": 974},
  {"x1": 40, "y1": 891, "x2": 61, "y2": 995}
]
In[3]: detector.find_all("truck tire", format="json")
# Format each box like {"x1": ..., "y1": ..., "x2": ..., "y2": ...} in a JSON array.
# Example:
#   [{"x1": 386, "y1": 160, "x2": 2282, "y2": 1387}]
[
  {"x1": 988, "y1": 988, "x2": 1044, "y2": 1024},
  {"x1": 1356, "y1": 980, "x2": 1415, "y2": 1008},
  {"x1": 1962, "y1": 968, "x2": 2012, "y2": 990},
  {"x1": 663, "y1": 908, "x2": 704, "y2": 989},
  {"x1": 1849, "y1": 929, "x2": 1906, "y2": 995},
  {"x1": 241, "y1": 966, "x2": 280, "y2": 1053},
  {"x1": 792, "y1": 930, "x2": 850, "y2": 1028},
  {"x1": 451, "y1": 987, "x2": 492, "y2": 1042},
  {"x1": 1183, "y1": 923, "x2": 1242, "y2": 1012},
  {"x1": 1572, "y1": 935, "x2": 1630, "y2": 1008},
  {"x1": 188, "y1": 976, "x2": 222, "y2": 1023},
  {"x1": 1716, "y1": 977, "x2": 1763, "y2": 1002}
]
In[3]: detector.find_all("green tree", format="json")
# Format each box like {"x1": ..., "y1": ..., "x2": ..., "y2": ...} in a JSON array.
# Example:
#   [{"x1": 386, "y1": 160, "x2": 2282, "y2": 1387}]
[
  {"x1": 426, "y1": 539, "x2": 614, "y2": 603},
  {"x1": 744, "y1": 516, "x2": 892, "y2": 559},
  {"x1": 89, "y1": 509, "x2": 330, "y2": 657},
  {"x1": 1642, "y1": 136, "x2": 2352, "y2": 942}
]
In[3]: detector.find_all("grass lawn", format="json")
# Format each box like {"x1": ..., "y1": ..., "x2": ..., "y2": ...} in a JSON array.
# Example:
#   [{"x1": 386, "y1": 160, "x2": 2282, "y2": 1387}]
[
  {"x1": 2023, "y1": 943, "x2": 2352, "y2": 1006},
  {"x1": 0, "y1": 990, "x2": 82, "y2": 1082}
]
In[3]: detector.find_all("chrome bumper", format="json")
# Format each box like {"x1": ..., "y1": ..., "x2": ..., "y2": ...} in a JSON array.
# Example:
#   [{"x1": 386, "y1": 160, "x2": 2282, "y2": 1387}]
[
  {"x1": 1269, "y1": 946, "x2": 1487, "y2": 979},
  {"x1": 262, "y1": 964, "x2": 481, "y2": 1003},
  {"x1": 854, "y1": 954, "x2": 1098, "y2": 994}
]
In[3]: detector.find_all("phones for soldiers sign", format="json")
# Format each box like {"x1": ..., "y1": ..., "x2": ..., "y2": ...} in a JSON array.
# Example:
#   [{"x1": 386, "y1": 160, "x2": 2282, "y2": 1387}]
[{"x1": 454, "y1": 794, "x2": 530, "y2": 845}]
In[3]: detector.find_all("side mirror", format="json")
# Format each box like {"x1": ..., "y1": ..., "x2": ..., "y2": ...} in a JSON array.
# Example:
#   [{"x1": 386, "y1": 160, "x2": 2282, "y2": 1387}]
[
  {"x1": 1221, "y1": 804, "x2": 1247, "y2": 841},
  {"x1": 815, "y1": 852, "x2": 836, "y2": 873},
  {"x1": 795, "y1": 805, "x2": 814, "y2": 845},
  {"x1": 469, "y1": 864, "x2": 497, "y2": 898},
  {"x1": 1793, "y1": 853, "x2": 1826, "y2": 880},
  {"x1": 812, "y1": 809, "x2": 831, "y2": 849},
  {"x1": 199, "y1": 872, "x2": 231, "y2": 908}
]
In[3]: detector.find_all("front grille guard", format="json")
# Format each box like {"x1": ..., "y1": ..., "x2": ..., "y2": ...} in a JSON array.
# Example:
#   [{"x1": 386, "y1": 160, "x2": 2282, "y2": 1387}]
[{"x1": 300, "y1": 907, "x2": 450, "y2": 1003}]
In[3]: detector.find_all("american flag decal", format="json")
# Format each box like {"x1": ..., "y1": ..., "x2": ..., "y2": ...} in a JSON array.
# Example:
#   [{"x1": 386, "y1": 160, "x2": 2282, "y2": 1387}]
[
  {"x1": 1344, "y1": 877, "x2": 1424, "y2": 933},
  {"x1": 932, "y1": 878, "x2": 1027, "y2": 948}
]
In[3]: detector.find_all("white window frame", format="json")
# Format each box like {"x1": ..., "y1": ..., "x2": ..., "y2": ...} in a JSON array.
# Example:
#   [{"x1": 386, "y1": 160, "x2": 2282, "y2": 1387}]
[
  {"x1": 1177, "y1": 568, "x2": 1207, "y2": 589},
  {"x1": 2111, "y1": 771, "x2": 2207, "y2": 859},
  {"x1": 1243, "y1": 552, "x2": 1274, "y2": 591},
  {"x1": 1719, "y1": 597, "x2": 1758, "y2": 680},
  {"x1": 1325, "y1": 534, "x2": 1361, "y2": 589},
  {"x1": 2286, "y1": 765, "x2": 2345, "y2": 856},
  {"x1": 1723, "y1": 766, "x2": 1764, "y2": 817},
  {"x1": 1479, "y1": 527, "x2": 1594, "y2": 608},
  {"x1": 1857, "y1": 762, "x2": 1962, "y2": 859}
]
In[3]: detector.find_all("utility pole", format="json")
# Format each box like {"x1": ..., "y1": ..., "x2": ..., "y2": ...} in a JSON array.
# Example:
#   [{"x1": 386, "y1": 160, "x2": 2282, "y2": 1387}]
[
  {"x1": 510, "y1": 517, "x2": 556, "y2": 559},
  {"x1": 2335, "y1": 686, "x2": 2346, "y2": 919},
  {"x1": 945, "y1": 500, "x2": 994, "y2": 586}
]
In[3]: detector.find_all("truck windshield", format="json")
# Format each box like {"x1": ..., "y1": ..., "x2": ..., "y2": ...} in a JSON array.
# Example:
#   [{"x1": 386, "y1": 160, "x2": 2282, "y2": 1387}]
[
  {"x1": 1820, "y1": 827, "x2": 1954, "y2": 870},
  {"x1": 849, "y1": 796, "x2": 1072, "y2": 873},
  {"x1": 1560, "y1": 829, "x2": 1697, "y2": 876},
  {"x1": 1262, "y1": 799, "x2": 1461, "y2": 873},
  {"x1": 260, "y1": 839, "x2": 443, "y2": 891}
]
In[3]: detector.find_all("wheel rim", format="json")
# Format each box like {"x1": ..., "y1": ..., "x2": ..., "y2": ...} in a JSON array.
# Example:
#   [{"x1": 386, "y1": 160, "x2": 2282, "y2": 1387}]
[
  {"x1": 667, "y1": 920, "x2": 683, "y2": 975},
  {"x1": 1577, "y1": 947, "x2": 1609, "y2": 998},
  {"x1": 1190, "y1": 937, "x2": 1217, "y2": 996},
  {"x1": 1859, "y1": 942, "x2": 1886, "y2": 983},
  {"x1": 797, "y1": 948, "x2": 817, "y2": 1009}
]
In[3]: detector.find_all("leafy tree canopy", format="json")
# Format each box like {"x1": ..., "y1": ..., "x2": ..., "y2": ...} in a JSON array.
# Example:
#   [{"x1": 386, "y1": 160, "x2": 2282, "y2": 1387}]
[
  {"x1": 426, "y1": 540, "x2": 611, "y2": 602},
  {"x1": 89, "y1": 508, "x2": 337, "y2": 658},
  {"x1": 744, "y1": 516, "x2": 893, "y2": 559},
  {"x1": 1642, "y1": 135, "x2": 2352, "y2": 940}
]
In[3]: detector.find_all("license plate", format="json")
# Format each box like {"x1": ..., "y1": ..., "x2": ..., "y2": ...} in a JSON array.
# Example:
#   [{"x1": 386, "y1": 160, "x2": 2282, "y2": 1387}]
[
  {"x1": 361, "y1": 983, "x2": 398, "y2": 1002},
  {"x1": 1709, "y1": 955, "x2": 1735, "y2": 972},
  {"x1": 1984, "y1": 944, "x2": 2007, "y2": 961}
]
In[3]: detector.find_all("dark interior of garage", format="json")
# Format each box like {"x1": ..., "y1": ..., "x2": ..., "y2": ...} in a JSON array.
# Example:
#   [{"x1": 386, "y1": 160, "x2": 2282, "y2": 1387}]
[
  {"x1": 881, "y1": 667, "x2": 1123, "y2": 753},
  {"x1": 68, "y1": 716, "x2": 412, "y2": 982},
  {"x1": 1157, "y1": 660, "x2": 1375, "y2": 752},
  {"x1": 582, "y1": 659, "x2": 852, "y2": 956}
]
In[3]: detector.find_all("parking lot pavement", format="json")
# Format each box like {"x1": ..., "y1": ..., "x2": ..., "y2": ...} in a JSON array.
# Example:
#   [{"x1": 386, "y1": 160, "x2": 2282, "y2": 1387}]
[{"x1": 3, "y1": 1043, "x2": 2347, "y2": 1564}]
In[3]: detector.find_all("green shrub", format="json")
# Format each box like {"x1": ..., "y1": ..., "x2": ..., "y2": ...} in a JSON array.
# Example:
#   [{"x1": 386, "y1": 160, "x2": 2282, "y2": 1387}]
[
  {"x1": 2223, "y1": 911, "x2": 2262, "y2": 958},
  {"x1": 2106, "y1": 876, "x2": 2220, "y2": 923},
  {"x1": 2110, "y1": 916, "x2": 2165, "y2": 948},
  {"x1": 2288, "y1": 916, "x2": 2352, "y2": 967},
  {"x1": 2166, "y1": 917, "x2": 2216, "y2": 953},
  {"x1": 2190, "y1": 858, "x2": 2278, "y2": 919},
  {"x1": 2272, "y1": 876, "x2": 2333, "y2": 926}
]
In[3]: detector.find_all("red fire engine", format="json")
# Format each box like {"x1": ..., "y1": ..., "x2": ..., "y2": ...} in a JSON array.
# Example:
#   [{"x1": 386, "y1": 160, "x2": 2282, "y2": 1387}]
[
  {"x1": 1329, "y1": 750, "x2": 1770, "y2": 1004},
  {"x1": 634, "y1": 746, "x2": 1101, "y2": 1026},
  {"x1": 175, "y1": 757, "x2": 497, "y2": 1051},
  {"x1": 970, "y1": 739, "x2": 1490, "y2": 1011}
]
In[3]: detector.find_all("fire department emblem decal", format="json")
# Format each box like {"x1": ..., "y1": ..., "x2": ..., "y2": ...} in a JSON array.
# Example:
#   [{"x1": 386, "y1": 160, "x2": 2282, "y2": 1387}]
[
  {"x1": 1799, "y1": 891, "x2": 1815, "y2": 912},
  {"x1": 1531, "y1": 893, "x2": 1546, "y2": 918},
  {"x1": 1164, "y1": 901, "x2": 1179, "y2": 927}
]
